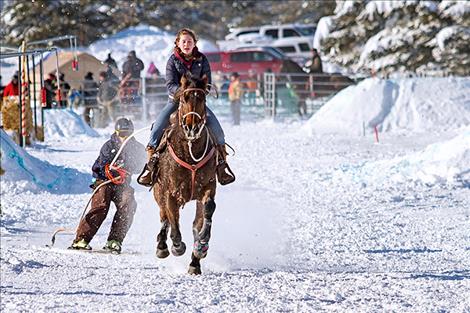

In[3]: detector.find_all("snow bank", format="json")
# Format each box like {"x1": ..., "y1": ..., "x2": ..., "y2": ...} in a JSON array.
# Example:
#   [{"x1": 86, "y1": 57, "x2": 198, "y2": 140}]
[
  {"x1": 88, "y1": 24, "x2": 219, "y2": 76},
  {"x1": 334, "y1": 126, "x2": 470, "y2": 186},
  {"x1": 44, "y1": 109, "x2": 98, "y2": 139},
  {"x1": 0, "y1": 129, "x2": 90, "y2": 194},
  {"x1": 304, "y1": 77, "x2": 470, "y2": 136}
]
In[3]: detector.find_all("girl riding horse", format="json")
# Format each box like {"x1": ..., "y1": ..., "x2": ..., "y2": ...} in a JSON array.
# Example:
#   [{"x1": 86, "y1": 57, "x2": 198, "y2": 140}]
[{"x1": 138, "y1": 28, "x2": 235, "y2": 187}]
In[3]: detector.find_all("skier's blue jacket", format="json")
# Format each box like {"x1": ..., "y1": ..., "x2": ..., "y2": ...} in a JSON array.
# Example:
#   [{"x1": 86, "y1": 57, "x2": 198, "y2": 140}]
[{"x1": 92, "y1": 133, "x2": 146, "y2": 184}]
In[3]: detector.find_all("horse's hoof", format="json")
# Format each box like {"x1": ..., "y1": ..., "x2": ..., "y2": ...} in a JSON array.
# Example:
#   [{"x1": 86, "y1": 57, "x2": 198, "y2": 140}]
[
  {"x1": 193, "y1": 242, "x2": 208, "y2": 259},
  {"x1": 188, "y1": 265, "x2": 201, "y2": 275},
  {"x1": 171, "y1": 241, "x2": 186, "y2": 256},
  {"x1": 156, "y1": 248, "x2": 170, "y2": 259}
]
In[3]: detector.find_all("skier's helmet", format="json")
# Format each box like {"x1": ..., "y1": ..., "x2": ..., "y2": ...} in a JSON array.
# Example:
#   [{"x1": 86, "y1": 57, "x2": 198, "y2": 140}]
[{"x1": 115, "y1": 118, "x2": 134, "y2": 137}]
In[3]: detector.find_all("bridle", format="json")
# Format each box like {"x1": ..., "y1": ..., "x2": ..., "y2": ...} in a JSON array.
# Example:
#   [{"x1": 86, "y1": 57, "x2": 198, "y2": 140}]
[
  {"x1": 169, "y1": 86, "x2": 216, "y2": 200},
  {"x1": 178, "y1": 87, "x2": 207, "y2": 142}
]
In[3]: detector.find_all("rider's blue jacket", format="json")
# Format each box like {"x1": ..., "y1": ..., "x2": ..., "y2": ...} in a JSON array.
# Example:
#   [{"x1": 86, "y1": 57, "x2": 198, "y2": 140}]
[{"x1": 165, "y1": 47, "x2": 212, "y2": 99}]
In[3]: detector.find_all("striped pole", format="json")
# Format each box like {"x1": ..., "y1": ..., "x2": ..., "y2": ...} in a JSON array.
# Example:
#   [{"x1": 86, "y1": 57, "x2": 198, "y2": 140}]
[{"x1": 21, "y1": 41, "x2": 28, "y2": 145}]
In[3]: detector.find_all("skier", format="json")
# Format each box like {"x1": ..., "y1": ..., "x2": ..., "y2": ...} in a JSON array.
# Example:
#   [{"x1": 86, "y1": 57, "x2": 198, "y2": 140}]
[
  {"x1": 137, "y1": 28, "x2": 235, "y2": 187},
  {"x1": 70, "y1": 118, "x2": 146, "y2": 253}
]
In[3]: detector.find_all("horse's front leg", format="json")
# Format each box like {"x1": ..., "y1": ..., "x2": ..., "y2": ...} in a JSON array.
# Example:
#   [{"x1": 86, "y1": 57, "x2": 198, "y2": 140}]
[
  {"x1": 192, "y1": 196, "x2": 216, "y2": 261},
  {"x1": 167, "y1": 199, "x2": 186, "y2": 256},
  {"x1": 156, "y1": 211, "x2": 170, "y2": 258}
]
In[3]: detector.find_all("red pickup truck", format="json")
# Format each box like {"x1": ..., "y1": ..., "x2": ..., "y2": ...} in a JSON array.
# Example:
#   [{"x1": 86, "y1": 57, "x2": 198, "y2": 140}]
[{"x1": 205, "y1": 47, "x2": 295, "y2": 78}]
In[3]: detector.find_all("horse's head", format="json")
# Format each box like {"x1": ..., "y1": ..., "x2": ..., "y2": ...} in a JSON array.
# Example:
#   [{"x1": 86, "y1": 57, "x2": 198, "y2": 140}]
[{"x1": 175, "y1": 73, "x2": 208, "y2": 141}]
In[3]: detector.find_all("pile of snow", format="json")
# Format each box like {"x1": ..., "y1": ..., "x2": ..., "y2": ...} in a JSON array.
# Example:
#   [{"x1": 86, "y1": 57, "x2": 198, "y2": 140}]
[
  {"x1": 333, "y1": 126, "x2": 470, "y2": 186},
  {"x1": 304, "y1": 77, "x2": 470, "y2": 136},
  {"x1": 87, "y1": 24, "x2": 219, "y2": 76},
  {"x1": 0, "y1": 129, "x2": 90, "y2": 194},
  {"x1": 44, "y1": 109, "x2": 98, "y2": 139}
]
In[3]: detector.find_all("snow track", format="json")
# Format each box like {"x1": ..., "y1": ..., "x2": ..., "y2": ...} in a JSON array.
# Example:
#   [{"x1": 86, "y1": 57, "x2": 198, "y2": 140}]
[{"x1": 1, "y1": 120, "x2": 469, "y2": 311}]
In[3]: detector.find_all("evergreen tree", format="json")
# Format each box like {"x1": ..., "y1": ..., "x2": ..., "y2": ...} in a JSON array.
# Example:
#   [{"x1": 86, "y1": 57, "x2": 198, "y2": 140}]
[
  {"x1": 1, "y1": 0, "x2": 334, "y2": 47},
  {"x1": 318, "y1": 0, "x2": 470, "y2": 76}
]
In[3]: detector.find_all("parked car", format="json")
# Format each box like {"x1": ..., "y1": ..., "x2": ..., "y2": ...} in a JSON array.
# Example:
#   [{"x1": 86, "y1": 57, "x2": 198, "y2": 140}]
[
  {"x1": 219, "y1": 24, "x2": 315, "y2": 66},
  {"x1": 225, "y1": 24, "x2": 315, "y2": 41},
  {"x1": 206, "y1": 48, "x2": 286, "y2": 78},
  {"x1": 225, "y1": 26, "x2": 261, "y2": 41}
]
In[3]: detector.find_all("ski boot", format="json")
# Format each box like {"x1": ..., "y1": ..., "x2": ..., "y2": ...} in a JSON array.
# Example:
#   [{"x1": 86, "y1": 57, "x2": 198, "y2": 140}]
[
  {"x1": 137, "y1": 146, "x2": 159, "y2": 187},
  {"x1": 69, "y1": 239, "x2": 92, "y2": 251},
  {"x1": 216, "y1": 144, "x2": 235, "y2": 185},
  {"x1": 103, "y1": 240, "x2": 122, "y2": 254}
]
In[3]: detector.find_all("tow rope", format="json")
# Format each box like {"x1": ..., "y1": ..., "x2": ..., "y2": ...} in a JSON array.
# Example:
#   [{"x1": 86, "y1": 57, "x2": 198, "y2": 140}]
[{"x1": 48, "y1": 125, "x2": 151, "y2": 247}]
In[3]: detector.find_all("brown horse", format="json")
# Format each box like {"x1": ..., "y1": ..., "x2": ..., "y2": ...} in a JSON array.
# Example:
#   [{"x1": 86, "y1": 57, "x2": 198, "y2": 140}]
[{"x1": 152, "y1": 73, "x2": 218, "y2": 275}]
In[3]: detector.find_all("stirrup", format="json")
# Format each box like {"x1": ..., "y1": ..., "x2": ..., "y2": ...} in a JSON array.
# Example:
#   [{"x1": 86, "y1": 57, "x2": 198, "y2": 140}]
[
  {"x1": 137, "y1": 153, "x2": 159, "y2": 187},
  {"x1": 216, "y1": 161, "x2": 235, "y2": 185},
  {"x1": 137, "y1": 164, "x2": 153, "y2": 187}
]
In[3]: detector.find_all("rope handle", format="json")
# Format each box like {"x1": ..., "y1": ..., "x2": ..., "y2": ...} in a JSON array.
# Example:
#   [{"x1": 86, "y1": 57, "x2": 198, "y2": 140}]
[{"x1": 105, "y1": 164, "x2": 126, "y2": 185}]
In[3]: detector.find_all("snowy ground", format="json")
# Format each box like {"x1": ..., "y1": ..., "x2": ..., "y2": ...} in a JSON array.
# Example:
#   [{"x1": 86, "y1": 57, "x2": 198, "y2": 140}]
[
  {"x1": 2, "y1": 76, "x2": 470, "y2": 311},
  {"x1": 1, "y1": 117, "x2": 469, "y2": 312}
]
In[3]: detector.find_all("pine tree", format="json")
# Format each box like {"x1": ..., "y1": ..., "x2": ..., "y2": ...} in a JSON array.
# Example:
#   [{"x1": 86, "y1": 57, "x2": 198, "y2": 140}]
[
  {"x1": 318, "y1": 0, "x2": 470, "y2": 76},
  {"x1": 1, "y1": 0, "x2": 334, "y2": 47}
]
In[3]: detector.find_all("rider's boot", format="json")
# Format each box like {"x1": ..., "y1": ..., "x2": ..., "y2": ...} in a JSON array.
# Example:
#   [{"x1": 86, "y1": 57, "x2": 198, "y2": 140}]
[
  {"x1": 216, "y1": 144, "x2": 235, "y2": 185},
  {"x1": 137, "y1": 146, "x2": 159, "y2": 187}
]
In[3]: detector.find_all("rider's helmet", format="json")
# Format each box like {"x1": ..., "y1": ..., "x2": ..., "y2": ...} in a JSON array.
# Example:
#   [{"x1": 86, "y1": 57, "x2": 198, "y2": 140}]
[{"x1": 115, "y1": 117, "x2": 134, "y2": 137}]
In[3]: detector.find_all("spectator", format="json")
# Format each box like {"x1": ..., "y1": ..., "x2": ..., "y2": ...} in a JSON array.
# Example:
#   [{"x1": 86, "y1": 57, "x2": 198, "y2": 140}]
[
  {"x1": 305, "y1": 48, "x2": 323, "y2": 74},
  {"x1": 122, "y1": 50, "x2": 144, "y2": 80},
  {"x1": 145, "y1": 63, "x2": 166, "y2": 120},
  {"x1": 81, "y1": 72, "x2": 99, "y2": 107},
  {"x1": 104, "y1": 52, "x2": 118, "y2": 69},
  {"x1": 0, "y1": 75, "x2": 5, "y2": 97},
  {"x1": 220, "y1": 75, "x2": 230, "y2": 99},
  {"x1": 228, "y1": 72, "x2": 244, "y2": 125},
  {"x1": 146, "y1": 61, "x2": 160, "y2": 77},
  {"x1": 97, "y1": 71, "x2": 119, "y2": 122},
  {"x1": 58, "y1": 72, "x2": 71, "y2": 108},
  {"x1": 43, "y1": 73, "x2": 57, "y2": 108},
  {"x1": 245, "y1": 70, "x2": 258, "y2": 105},
  {"x1": 3, "y1": 72, "x2": 19, "y2": 97}
]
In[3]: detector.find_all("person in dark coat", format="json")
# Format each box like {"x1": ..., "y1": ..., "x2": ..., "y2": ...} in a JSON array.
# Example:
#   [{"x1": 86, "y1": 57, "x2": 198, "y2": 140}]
[
  {"x1": 138, "y1": 28, "x2": 235, "y2": 187},
  {"x1": 305, "y1": 48, "x2": 323, "y2": 74},
  {"x1": 0, "y1": 75, "x2": 4, "y2": 97},
  {"x1": 97, "y1": 71, "x2": 120, "y2": 122},
  {"x1": 43, "y1": 73, "x2": 57, "y2": 108},
  {"x1": 104, "y1": 52, "x2": 118, "y2": 69},
  {"x1": 122, "y1": 50, "x2": 144, "y2": 80},
  {"x1": 70, "y1": 118, "x2": 146, "y2": 253},
  {"x1": 81, "y1": 72, "x2": 99, "y2": 106},
  {"x1": 58, "y1": 72, "x2": 71, "y2": 108}
]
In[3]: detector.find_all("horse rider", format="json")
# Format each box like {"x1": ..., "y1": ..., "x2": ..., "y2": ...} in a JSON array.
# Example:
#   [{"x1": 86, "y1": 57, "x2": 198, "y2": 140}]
[
  {"x1": 70, "y1": 118, "x2": 146, "y2": 253},
  {"x1": 138, "y1": 28, "x2": 235, "y2": 187}
]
